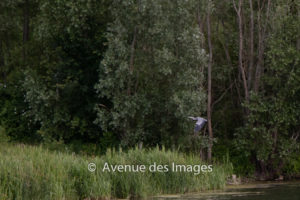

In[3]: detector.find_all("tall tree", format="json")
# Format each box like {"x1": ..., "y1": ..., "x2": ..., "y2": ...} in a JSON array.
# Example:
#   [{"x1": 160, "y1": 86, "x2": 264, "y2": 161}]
[
  {"x1": 206, "y1": 0, "x2": 213, "y2": 162},
  {"x1": 254, "y1": 0, "x2": 271, "y2": 92},
  {"x1": 22, "y1": 0, "x2": 29, "y2": 60},
  {"x1": 233, "y1": 0, "x2": 249, "y2": 108},
  {"x1": 22, "y1": 0, "x2": 111, "y2": 143},
  {"x1": 235, "y1": 0, "x2": 300, "y2": 177},
  {"x1": 95, "y1": 0, "x2": 207, "y2": 147},
  {"x1": 247, "y1": 0, "x2": 254, "y2": 90}
]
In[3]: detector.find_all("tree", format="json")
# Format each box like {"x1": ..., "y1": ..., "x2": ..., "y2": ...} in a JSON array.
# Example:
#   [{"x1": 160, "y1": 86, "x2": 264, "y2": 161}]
[
  {"x1": 22, "y1": 0, "x2": 111, "y2": 143},
  {"x1": 206, "y1": 0, "x2": 214, "y2": 162},
  {"x1": 95, "y1": 0, "x2": 207, "y2": 148},
  {"x1": 235, "y1": 0, "x2": 300, "y2": 177},
  {"x1": 0, "y1": 0, "x2": 40, "y2": 142}
]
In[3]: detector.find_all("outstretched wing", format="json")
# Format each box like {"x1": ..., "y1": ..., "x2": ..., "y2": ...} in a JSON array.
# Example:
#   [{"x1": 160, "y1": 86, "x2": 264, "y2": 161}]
[{"x1": 188, "y1": 116, "x2": 197, "y2": 120}]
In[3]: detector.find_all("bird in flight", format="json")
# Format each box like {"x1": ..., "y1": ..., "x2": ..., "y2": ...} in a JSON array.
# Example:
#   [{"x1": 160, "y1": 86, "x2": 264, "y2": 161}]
[{"x1": 188, "y1": 116, "x2": 207, "y2": 133}]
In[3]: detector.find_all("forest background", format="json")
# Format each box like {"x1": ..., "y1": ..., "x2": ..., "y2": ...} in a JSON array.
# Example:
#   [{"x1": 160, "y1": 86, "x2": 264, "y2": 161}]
[{"x1": 0, "y1": 0, "x2": 299, "y2": 179}]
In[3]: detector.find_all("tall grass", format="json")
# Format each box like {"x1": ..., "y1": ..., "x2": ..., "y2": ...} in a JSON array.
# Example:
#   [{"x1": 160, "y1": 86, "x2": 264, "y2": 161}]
[{"x1": 0, "y1": 143, "x2": 232, "y2": 199}]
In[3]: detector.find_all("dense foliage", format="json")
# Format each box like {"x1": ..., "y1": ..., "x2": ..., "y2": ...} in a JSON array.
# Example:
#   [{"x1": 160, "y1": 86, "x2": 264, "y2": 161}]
[
  {"x1": 95, "y1": 0, "x2": 207, "y2": 147},
  {"x1": 0, "y1": 0, "x2": 299, "y2": 178}
]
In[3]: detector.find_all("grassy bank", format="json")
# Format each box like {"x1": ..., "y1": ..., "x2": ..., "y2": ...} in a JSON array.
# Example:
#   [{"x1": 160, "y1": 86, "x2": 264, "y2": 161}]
[{"x1": 0, "y1": 143, "x2": 232, "y2": 199}]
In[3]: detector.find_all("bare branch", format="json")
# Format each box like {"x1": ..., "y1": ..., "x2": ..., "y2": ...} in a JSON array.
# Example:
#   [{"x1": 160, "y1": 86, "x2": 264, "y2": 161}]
[
  {"x1": 212, "y1": 83, "x2": 234, "y2": 110},
  {"x1": 233, "y1": 0, "x2": 238, "y2": 13}
]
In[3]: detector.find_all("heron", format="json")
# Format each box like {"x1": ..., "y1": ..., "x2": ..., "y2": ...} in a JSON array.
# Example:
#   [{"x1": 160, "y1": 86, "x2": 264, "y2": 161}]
[{"x1": 188, "y1": 116, "x2": 207, "y2": 133}]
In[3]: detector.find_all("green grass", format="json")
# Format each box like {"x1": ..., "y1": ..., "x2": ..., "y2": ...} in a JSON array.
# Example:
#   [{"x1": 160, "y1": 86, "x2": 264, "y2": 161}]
[{"x1": 0, "y1": 143, "x2": 232, "y2": 199}]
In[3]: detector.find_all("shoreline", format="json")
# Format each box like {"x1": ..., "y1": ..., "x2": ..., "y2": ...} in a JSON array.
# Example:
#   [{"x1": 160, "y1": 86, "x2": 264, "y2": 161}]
[{"x1": 151, "y1": 180, "x2": 300, "y2": 199}]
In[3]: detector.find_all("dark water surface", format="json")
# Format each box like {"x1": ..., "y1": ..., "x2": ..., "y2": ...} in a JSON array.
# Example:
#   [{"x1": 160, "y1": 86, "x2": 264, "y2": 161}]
[{"x1": 152, "y1": 181, "x2": 300, "y2": 200}]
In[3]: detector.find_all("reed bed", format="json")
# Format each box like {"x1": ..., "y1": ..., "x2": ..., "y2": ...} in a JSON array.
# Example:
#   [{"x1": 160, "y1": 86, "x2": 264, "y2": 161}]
[{"x1": 0, "y1": 143, "x2": 232, "y2": 199}]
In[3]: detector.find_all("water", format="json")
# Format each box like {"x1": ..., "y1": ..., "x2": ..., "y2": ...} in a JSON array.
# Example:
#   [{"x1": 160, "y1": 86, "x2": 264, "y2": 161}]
[{"x1": 153, "y1": 182, "x2": 300, "y2": 200}]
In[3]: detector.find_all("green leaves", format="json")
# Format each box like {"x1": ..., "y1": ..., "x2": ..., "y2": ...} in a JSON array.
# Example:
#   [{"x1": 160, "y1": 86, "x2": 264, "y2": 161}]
[
  {"x1": 234, "y1": 0, "x2": 300, "y2": 175},
  {"x1": 95, "y1": 0, "x2": 207, "y2": 147},
  {"x1": 16, "y1": 0, "x2": 111, "y2": 142}
]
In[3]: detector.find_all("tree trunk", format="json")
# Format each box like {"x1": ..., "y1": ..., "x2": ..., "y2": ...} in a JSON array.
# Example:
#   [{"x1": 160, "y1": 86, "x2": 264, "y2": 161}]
[
  {"x1": 297, "y1": 0, "x2": 300, "y2": 50},
  {"x1": 206, "y1": 8, "x2": 213, "y2": 162},
  {"x1": 234, "y1": 0, "x2": 249, "y2": 113},
  {"x1": 254, "y1": 0, "x2": 271, "y2": 92},
  {"x1": 254, "y1": 0, "x2": 263, "y2": 92},
  {"x1": 22, "y1": 0, "x2": 30, "y2": 61},
  {"x1": 0, "y1": 41, "x2": 4, "y2": 82},
  {"x1": 247, "y1": 0, "x2": 254, "y2": 90},
  {"x1": 138, "y1": 141, "x2": 143, "y2": 150},
  {"x1": 197, "y1": 10, "x2": 205, "y2": 47},
  {"x1": 127, "y1": 26, "x2": 137, "y2": 95}
]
